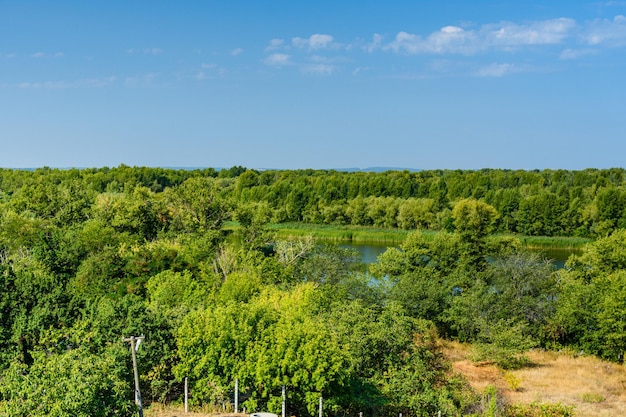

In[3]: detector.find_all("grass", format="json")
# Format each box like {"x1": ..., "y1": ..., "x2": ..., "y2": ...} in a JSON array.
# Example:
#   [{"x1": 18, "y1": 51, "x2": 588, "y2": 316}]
[
  {"x1": 144, "y1": 403, "x2": 245, "y2": 417},
  {"x1": 148, "y1": 343, "x2": 626, "y2": 417},
  {"x1": 444, "y1": 341, "x2": 626, "y2": 417},
  {"x1": 268, "y1": 222, "x2": 411, "y2": 243},
  {"x1": 226, "y1": 221, "x2": 412, "y2": 244},
  {"x1": 227, "y1": 221, "x2": 592, "y2": 250},
  {"x1": 514, "y1": 235, "x2": 591, "y2": 250},
  {"x1": 581, "y1": 393, "x2": 606, "y2": 403}
]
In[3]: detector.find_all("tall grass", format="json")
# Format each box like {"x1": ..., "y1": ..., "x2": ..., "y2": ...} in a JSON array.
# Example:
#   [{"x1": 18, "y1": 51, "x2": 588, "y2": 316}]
[
  {"x1": 268, "y1": 223, "x2": 410, "y2": 244},
  {"x1": 516, "y1": 235, "x2": 591, "y2": 249},
  {"x1": 227, "y1": 222, "x2": 592, "y2": 250}
]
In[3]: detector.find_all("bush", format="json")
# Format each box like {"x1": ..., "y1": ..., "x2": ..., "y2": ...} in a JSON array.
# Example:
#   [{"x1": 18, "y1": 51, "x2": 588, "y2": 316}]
[
  {"x1": 505, "y1": 402, "x2": 575, "y2": 417},
  {"x1": 470, "y1": 319, "x2": 535, "y2": 369}
]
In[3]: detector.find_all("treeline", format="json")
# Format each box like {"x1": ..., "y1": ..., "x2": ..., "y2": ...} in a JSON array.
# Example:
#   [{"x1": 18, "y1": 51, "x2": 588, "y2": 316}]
[
  {"x1": 233, "y1": 167, "x2": 626, "y2": 237},
  {"x1": 0, "y1": 165, "x2": 624, "y2": 416},
  {"x1": 2, "y1": 166, "x2": 626, "y2": 237}
]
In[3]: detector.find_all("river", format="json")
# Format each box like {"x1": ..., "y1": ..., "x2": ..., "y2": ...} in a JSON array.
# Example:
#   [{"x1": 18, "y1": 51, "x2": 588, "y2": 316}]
[{"x1": 339, "y1": 241, "x2": 579, "y2": 269}]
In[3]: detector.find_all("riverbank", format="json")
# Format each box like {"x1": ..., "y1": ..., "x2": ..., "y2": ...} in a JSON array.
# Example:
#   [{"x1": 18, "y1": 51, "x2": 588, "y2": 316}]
[{"x1": 226, "y1": 222, "x2": 591, "y2": 250}]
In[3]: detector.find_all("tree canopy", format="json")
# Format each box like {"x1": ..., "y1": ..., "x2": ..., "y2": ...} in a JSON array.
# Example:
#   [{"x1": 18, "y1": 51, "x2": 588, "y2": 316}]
[{"x1": 1, "y1": 166, "x2": 625, "y2": 416}]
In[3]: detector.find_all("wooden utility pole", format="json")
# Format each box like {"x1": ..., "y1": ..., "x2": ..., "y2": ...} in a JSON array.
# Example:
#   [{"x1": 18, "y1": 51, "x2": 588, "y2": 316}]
[{"x1": 124, "y1": 335, "x2": 145, "y2": 417}]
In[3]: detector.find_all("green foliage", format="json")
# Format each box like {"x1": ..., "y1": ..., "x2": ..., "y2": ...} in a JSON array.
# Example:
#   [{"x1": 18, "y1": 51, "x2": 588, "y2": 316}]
[
  {"x1": 0, "y1": 346, "x2": 133, "y2": 417},
  {"x1": 452, "y1": 198, "x2": 499, "y2": 270},
  {"x1": 453, "y1": 199, "x2": 499, "y2": 242},
  {"x1": 470, "y1": 319, "x2": 535, "y2": 369},
  {"x1": 472, "y1": 385, "x2": 504, "y2": 417},
  {"x1": 92, "y1": 187, "x2": 166, "y2": 241},
  {"x1": 234, "y1": 201, "x2": 275, "y2": 251},
  {"x1": 505, "y1": 402, "x2": 575, "y2": 417},
  {"x1": 2, "y1": 166, "x2": 626, "y2": 415},
  {"x1": 163, "y1": 177, "x2": 232, "y2": 234},
  {"x1": 397, "y1": 198, "x2": 437, "y2": 230},
  {"x1": 502, "y1": 371, "x2": 522, "y2": 391},
  {"x1": 551, "y1": 231, "x2": 626, "y2": 360},
  {"x1": 146, "y1": 269, "x2": 209, "y2": 324},
  {"x1": 0, "y1": 249, "x2": 74, "y2": 367},
  {"x1": 175, "y1": 284, "x2": 349, "y2": 415},
  {"x1": 581, "y1": 392, "x2": 605, "y2": 403}
]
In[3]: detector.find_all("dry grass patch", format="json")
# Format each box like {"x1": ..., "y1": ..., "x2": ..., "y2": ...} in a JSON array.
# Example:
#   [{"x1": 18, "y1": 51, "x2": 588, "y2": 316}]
[
  {"x1": 444, "y1": 341, "x2": 626, "y2": 416},
  {"x1": 144, "y1": 403, "x2": 247, "y2": 417}
]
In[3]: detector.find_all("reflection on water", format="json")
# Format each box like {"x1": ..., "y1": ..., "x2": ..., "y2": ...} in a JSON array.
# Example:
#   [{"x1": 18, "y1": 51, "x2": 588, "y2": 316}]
[
  {"x1": 339, "y1": 241, "x2": 581, "y2": 269},
  {"x1": 339, "y1": 242, "x2": 389, "y2": 265}
]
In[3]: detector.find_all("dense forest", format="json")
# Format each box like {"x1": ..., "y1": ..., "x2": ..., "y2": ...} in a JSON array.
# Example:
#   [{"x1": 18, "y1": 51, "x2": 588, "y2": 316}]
[{"x1": 0, "y1": 166, "x2": 625, "y2": 416}]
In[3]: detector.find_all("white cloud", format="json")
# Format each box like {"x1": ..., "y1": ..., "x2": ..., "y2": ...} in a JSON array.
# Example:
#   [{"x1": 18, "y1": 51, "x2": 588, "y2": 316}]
[
  {"x1": 125, "y1": 73, "x2": 160, "y2": 86},
  {"x1": 583, "y1": 15, "x2": 626, "y2": 46},
  {"x1": 387, "y1": 18, "x2": 576, "y2": 55},
  {"x1": 196, "y1": 64, "x2": 225, "y2": 80},
  {"x1": 75, "y1": 76, "x2": 117, "y2": 87},
  {"x1": 351, "y1": 67, "x2": 373, "y2": 76},
  {"x1": 560, "y1": 48, "x2": 597, "y2": 59},
  {"x1": 486, "y1": 18, "x2": 576, "y2": 47},
  {"x1": 309, "y1": 55, "x2": 347, "y2": 64},
  {"x1": 264, "y1": 53, "x2": 292, "y2": 66},
  {"x1": 365, "y1": 33, "x2": 383, "y2": 53},
  {"x1": 475, "y1": 63, "x2": 516, "y2": 77},
  {"x1": 29, "y1": 51, "x2": 65, "y2": 59},
  {"x1": 231, "y1": 48, "x2": 244, "y2": 56},
  {"x1": 16, "y1": 76, "x2": 117, "y2": 89},
  {"x1": 265, "y1": 39, "x2": 284, "y2": 51},
  {"x1": 292, "y1": 34, "x2": 334, "y2": 50},
  {"x1": 601, "y1": 1, "x2": 626, "y2": 6},
  {"x1": 387, "y1": 27, "x2": 479, "y2": 55},
  {"x1": 127, "y1": 48, "x2": 163, "y2": 56},
  {"x1": 301, "y1": 63, "x2": 334, "y2": 75}
]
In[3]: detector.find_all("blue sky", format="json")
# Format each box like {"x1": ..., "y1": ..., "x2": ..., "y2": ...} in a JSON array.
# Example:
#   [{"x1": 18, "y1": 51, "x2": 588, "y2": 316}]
[{"x1": 1, "y1": 1, "x2": 626, "y2": 170}]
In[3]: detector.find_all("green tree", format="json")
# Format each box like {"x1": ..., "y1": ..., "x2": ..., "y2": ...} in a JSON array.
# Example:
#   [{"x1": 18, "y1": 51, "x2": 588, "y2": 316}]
[
  {"x1": 175, "y1": 284, "x2": 350, "y2": 415},
  {"x1": 551, "y1": 230, "x2": 626, "y2": 360},
  {"x1": 164, "y1": 177, "x2": 231, "y2": 235},
  {"x1": 397, "y1": 198, "x2": 436, "y2": 230},
  {"x1": 452, "y1": 198, "x2": 499, "y2": 270},
  {"x1": 0, "y1": 346, "x2": 133, "y2": 417}
]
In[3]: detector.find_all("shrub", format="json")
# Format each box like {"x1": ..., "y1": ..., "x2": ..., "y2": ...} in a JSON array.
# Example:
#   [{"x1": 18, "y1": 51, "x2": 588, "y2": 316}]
[{"x1": 505, "y1": 402, "x2": 575, "y2": 417}]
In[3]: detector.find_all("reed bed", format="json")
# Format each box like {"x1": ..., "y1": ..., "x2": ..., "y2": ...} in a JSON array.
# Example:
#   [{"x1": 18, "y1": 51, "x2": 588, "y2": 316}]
[{"x1": 228, "y1": 222, "x2": 593, "y2": 250}]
